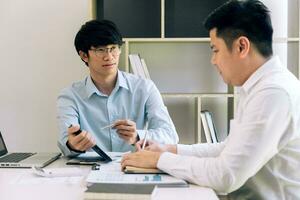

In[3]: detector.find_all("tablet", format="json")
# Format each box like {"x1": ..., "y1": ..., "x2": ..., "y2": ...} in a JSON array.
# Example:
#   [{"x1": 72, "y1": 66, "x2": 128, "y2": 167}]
[{"x1": 71, "y1": 127, "x2": 113, "y2": 163}]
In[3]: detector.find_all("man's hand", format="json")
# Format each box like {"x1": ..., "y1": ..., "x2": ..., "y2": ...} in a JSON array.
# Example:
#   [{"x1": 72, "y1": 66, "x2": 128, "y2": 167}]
[
  {"x1": 121, "y1": 150, "x2": 162, "y2": 170},
  {"x1": 113, "y1": 119, "x2": 138, "y2": 145},
  {"x1": 67, "y1": 125, "x2": 96, "y2": 152},
  {"x1": 135, "y1": 139, "x2": 177, "y2": 154}
]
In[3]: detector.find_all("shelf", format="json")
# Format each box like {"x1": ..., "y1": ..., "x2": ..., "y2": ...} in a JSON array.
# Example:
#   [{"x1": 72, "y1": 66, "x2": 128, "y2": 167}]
[
  {"x1": 287, "y1": 38, "x2": 300, "y2": 42},
  {"x1": 123, "y1": 37, "x2": 300, "y2": 43},
  {"x1": 93, "y1": 0, "x2": 300, "y2": 144},
  {"x1": 162, "y1": 93, "x2": 234, "y2": 98},
  {"x1": 274, "y1": 37, "x2": 300, "y2": 42},
  {"x1": 123, "y1": 38, "x2": 211, "y2": 42}
]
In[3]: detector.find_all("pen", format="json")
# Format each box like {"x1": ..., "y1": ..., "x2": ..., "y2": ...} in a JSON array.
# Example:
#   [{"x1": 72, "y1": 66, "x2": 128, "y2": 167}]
[
  {"x1": 100, "y1": 123, "x2": 115, "y2": 130},
  {"x1": 142, "y1": 131, "x2": 149, "y2": 149}
]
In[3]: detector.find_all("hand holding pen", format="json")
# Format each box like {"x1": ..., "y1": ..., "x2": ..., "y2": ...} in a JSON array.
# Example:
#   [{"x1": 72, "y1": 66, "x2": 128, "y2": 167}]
[
  {"x1": 66, "y1": 119, "x2": 138, "y2": 152},
  {"x1": 113, "y1": 119, "x2": 138, "y2": 145},
  {"x1": 135, "y1": 131, "x2": 172, "y2": 153},
  {"x1": 135, "y1": 130, "x2": 151, "y2": 151}
]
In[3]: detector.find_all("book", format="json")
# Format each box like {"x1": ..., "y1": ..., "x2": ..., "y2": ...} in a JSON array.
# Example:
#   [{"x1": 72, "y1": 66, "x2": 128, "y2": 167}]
[
  {"x1": 124, "y1": 166, "x2": 165, "y2": 174},
  {"x1": 128, "y1": 54, "x2": 139, "y2": 76},
  {"x1": 140, "y1": 58, "x2": 151, "y2": 79},
  {"x1": 135, "y1": 54, "x2": 145, "y2": 78},
  {"x1": 129, "y1": 54, "x2": 151, "y2": 79},
  {"x1": 200, "y1": 111, "x2": 212, "y2": 143},
  {"x1": 204, "y1": 111, "x2": 218, "y2": 143},
  {"x1": 84, "y1": 183, "x2": 155, "y2": 200},
  {"x1": 201, "y1": 110, "x2": 218, "y2": 143}
]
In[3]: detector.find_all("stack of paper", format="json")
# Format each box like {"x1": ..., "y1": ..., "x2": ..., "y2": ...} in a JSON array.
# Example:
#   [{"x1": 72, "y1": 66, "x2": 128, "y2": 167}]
[{"x1": 128, "y1": 54, "x2": 151, "y2": 79}]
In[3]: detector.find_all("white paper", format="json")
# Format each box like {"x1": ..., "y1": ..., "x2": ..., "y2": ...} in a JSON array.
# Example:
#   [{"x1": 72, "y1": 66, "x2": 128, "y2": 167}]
[
  {"x1": 10, "y1": 171, "x2": 85, "y2": 185},
  {"x1": 86, "y1": 163, "x2": 187, "y2": 185}
]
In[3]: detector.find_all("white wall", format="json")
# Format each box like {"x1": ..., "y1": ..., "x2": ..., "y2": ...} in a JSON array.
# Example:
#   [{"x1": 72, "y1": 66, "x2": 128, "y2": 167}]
[
  {"x1": 261, "y1": 0, "x2": 288, "y2": 67},
  {"x1": 0, "y1": 0, "x2": 89, "y2": 152}
]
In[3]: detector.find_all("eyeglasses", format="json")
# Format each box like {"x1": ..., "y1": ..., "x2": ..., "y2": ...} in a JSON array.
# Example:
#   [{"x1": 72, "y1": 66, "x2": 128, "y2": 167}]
[{"x1": 90, "y1": 45, "x2": 121, "y2": 57}]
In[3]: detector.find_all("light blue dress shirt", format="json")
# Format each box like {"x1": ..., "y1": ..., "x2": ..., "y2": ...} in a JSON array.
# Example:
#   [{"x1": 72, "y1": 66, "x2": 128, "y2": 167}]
[{"x1": 57, "y1": 70, "x2": 178, "y2": 156}]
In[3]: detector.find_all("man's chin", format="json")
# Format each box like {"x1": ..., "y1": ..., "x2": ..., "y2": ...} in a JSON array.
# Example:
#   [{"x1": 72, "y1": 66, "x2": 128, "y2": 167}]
[{"x1": 102, "y1": 64, "x2": 116, "y2": 70}]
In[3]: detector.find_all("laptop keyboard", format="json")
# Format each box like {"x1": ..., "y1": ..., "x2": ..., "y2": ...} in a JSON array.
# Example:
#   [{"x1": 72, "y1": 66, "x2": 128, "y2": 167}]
[{"x1": 0, "y1": 153, "x2": 35, "y2": 163}]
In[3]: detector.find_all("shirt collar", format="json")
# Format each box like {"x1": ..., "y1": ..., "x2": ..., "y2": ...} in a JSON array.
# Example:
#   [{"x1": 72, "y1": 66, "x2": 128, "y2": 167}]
[
  {"x1": 117, "y1": 70, "x2": 130, "y2": 91},
  {"x1": 85, "y1": 70, "x2": 130, "y2": 98},
  {"x1": 241, "y1": 55, "x2": 283, "y2": 94},
  {"x1": 85, "y1": 75, "x2": 100, "y2": 98}
]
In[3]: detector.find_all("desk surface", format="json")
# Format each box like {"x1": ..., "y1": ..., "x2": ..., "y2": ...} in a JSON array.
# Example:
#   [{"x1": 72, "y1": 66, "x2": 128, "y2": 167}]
[{"x1": 0, "y1": 157, "x2": 219, "y2": 200}]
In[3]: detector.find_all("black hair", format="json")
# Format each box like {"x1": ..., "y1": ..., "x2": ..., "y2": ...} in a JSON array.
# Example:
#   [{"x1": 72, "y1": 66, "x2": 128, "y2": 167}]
[
  {"x1": 204, "y1": 0, "x2": 273, "y2": 58},
  {"x1": 74, "y1": 19, "x2": 123, "y2": 65}
]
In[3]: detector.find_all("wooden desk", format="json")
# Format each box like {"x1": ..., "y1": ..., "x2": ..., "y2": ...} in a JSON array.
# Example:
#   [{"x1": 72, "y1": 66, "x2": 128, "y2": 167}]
[{"x1": 0, "y1": 157, "x2": 219, "y2": 200}]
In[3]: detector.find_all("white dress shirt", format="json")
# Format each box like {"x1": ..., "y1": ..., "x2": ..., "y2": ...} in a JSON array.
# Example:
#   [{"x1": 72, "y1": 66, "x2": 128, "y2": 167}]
[{"x1": 157, "y1": 56, "x2": 300, "y2": 200}]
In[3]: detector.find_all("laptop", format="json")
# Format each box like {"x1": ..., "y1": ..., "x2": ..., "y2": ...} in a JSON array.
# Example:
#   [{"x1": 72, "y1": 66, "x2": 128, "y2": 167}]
[{"x1": 0, "y1": 131, "x2": 61, "y2": 168}]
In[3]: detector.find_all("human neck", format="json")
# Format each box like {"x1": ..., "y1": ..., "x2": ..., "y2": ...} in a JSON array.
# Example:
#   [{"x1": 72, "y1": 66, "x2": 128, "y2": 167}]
[
  {"x1": 249, "y1": 53, "x2": 270, "y2": 75},
  {"x1": 239, "y1": 52, "x2": 270, "y2": 85},
  {"x1": 91, "y1": 72, "x2": 118, "y2": 95}
]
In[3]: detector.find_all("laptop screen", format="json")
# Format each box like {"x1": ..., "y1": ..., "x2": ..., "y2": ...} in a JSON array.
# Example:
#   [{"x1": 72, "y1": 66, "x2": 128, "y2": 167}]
[{"x1": 0, "y1": 132, "x2": 8, "y2": 156}]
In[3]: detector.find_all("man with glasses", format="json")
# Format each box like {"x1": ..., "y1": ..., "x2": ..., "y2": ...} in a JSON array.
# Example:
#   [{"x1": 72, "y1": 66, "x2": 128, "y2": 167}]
[{"x1": 57, "y1": 20, "x2": 178, "y2": 156}]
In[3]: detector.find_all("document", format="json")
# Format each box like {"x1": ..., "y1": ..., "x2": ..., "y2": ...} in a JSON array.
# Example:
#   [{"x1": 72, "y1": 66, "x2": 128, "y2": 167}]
[
  {"x1": 86, "y1": 162, "x2": 187, "y2": 186},
  {"x1": 87, "y1": 170, "x2": 186, "y2": 185}
]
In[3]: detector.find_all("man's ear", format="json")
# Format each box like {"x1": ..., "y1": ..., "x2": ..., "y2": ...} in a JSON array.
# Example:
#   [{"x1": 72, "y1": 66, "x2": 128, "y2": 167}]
[
  {"x1": 236, "y1": 36, "x2": 250, "y2": 58},
  {"x1": 79, "y1": 51, "x2": 88, "y2": 63}
]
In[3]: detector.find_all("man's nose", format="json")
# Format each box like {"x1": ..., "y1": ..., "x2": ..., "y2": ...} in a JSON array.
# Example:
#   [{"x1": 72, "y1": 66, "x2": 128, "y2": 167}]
[
  {"x1": 210, "y1": 55, "x2": 216, "y2": 65},
  {"x1": 103, "y1": 51, "x2": 114, "y2": 60}
]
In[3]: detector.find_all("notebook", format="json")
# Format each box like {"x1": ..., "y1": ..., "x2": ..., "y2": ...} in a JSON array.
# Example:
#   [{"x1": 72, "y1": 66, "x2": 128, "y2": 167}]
[
  {"x1": 0, "y1": 131, "x2": 61, "y2": 168},
  {"x1": 124, "y1": 166, "x2": 166, "y2": 174}
]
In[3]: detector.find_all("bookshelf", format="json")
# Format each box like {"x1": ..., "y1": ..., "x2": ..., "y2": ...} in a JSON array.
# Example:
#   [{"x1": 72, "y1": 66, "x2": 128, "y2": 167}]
[{"x1": 90, "y1": 0, "x2": 300, "y2": 144}]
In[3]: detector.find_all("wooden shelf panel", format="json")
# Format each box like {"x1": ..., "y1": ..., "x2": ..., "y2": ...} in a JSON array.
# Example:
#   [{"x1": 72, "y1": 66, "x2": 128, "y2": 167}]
[
  {"x1": 123, "y1": 37, "x2": 299, "y2": 43},
  {"x1": 162, "y1": 93, "x2": 234, "y2": 98}
]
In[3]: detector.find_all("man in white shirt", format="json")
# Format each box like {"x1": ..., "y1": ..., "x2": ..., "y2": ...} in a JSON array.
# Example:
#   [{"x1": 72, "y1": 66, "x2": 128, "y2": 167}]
[{"x1": 121, "y1": 0, "x2": 300, "y2": 199}]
